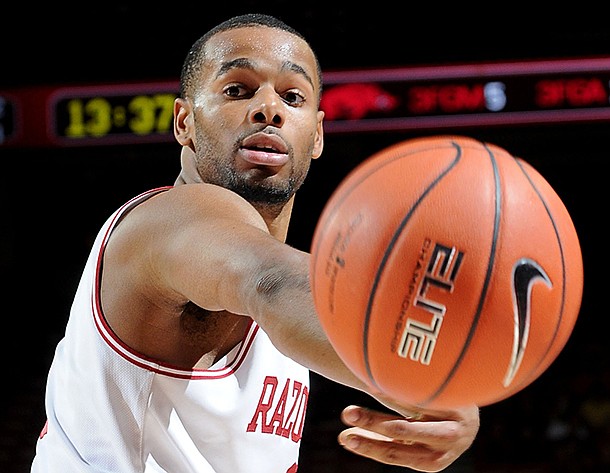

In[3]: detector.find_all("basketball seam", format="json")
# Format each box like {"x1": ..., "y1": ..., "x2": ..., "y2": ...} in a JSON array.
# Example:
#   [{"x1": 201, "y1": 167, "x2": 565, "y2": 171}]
[
  {"x1": 361, "y1": 141, "x2": 463, "y2": 392},
  {"x1": 504, "y1": 158, "x2": 568, "y2": 395},
  {"x1": 423, "y1": 142, "x2": 501, "y2": 406}
]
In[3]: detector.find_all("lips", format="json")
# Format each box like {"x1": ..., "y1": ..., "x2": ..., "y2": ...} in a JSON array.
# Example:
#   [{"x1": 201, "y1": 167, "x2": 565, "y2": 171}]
[{"x1": 239, "y1": 132, "x2": 289, "y2": 167}]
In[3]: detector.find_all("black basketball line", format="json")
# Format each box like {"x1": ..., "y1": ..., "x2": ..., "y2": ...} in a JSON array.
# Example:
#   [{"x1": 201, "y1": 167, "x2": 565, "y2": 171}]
[
  {"x1": 361, "y1": 141, "x2": 463, "y2": 392},
  {"x1": 422, "y1": 142, "x2": 502, "y2": 406},
  {"x1": 504, "y1": 158, "x2": 570, "y2": 395},
  {"x1": 310, "y1": 141, "x2": 458, "y2": 303}
]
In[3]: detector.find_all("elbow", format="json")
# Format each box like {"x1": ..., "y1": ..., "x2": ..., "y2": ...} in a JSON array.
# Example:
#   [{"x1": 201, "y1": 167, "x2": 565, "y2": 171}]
[{"x1": 254, "y1": 260, "x2": 310, "y2": 301}]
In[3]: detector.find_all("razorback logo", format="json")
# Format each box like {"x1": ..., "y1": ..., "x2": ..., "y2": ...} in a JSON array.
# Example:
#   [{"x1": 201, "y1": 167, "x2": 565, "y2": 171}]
[{"x1": 320, "y1": 83, "x2": 399, "y2": 120}]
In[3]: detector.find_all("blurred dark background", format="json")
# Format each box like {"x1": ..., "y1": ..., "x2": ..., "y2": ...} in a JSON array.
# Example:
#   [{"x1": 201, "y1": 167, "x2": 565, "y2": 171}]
[{"x1": 2, "y1": 3, "x2": 609, "y2": 472}]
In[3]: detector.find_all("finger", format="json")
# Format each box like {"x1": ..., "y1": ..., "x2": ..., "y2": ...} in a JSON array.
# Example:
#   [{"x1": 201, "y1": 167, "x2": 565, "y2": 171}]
[
  {"x1": 338, "y1": 427, "x2": 453, "y2": 472},
  {"x1": 342, "y1": 405, "x2": 422, "y2": 425},
  {"x1": 341, "y1": 405, "x2": 461, "y2": 447}
]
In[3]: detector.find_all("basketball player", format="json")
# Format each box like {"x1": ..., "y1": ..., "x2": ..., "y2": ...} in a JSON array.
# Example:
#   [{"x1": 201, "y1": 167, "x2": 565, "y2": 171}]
[{"x1": 31, "y1": 13, "x2": 479, "y2": 472}]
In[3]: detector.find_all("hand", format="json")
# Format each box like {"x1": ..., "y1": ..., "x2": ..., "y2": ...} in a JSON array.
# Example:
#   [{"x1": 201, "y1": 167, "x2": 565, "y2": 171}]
[{"x1": 337, "y1": 402, "x2": 480, "y2": 472}]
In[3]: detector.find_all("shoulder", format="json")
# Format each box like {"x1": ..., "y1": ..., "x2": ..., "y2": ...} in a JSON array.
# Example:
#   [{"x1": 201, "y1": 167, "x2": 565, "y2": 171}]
[
  {"x1": 129, "y1": 183, "x2": 266, "y2": 230},
  {"x1": 106, "y1": 184, "x2": 270, "y2": 266}
]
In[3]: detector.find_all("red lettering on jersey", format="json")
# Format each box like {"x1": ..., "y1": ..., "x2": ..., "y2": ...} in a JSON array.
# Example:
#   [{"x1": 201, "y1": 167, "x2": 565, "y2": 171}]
[
  {"x1": 271, "y1": 379, "x2": 292, "y2": 437},
  {"x1": 273, "y1": 380, "x2": 291, "y2": 437},
  {"x1": 246, "y1": 376, "x2": 309, "y2": 443},
  {"x1": 291, "y1": 383, "x2": 308, "y2": 443},
  {"x1": 247, "y1": 376, "x2": 278, "y2": 434}
]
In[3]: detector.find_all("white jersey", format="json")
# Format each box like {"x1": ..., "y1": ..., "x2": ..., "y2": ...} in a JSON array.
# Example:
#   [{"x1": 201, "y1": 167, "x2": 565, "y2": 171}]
[{"x1": 31, "y1": 188, "x2": 310, "y2": 473}]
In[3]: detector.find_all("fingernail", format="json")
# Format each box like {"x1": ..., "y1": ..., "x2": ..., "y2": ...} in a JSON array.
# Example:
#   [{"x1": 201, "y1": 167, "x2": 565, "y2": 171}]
[
  {"x1": 344, "y1": 408, "x2": 360, "y2": 423},
  {"x1": 345, "y1": 435, "x2": 360, "y2": 449}
]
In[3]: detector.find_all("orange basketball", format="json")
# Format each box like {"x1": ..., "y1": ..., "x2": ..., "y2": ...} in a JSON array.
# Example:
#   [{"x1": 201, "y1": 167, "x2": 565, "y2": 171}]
[{"x1": 310, "y1": 135, "x2": 584, "y2": 409}]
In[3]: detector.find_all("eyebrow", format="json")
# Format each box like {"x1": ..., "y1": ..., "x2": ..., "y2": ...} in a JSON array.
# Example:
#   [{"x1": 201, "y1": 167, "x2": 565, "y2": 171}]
[
  {"x1": 216, "y1": 58, "x2": 254, "y2": 78},
  {"x1": 216, "y1": 58, "x2": 315, "y2": 89},
  {"x1": 282, "y1": 61, "x2": 314, "y2": 89}
]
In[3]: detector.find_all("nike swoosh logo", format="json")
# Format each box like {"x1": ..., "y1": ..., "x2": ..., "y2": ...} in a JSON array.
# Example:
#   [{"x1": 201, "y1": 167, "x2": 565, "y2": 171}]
[{"x1": 503, "y1": 258, "x2": 552, "y2": 387}]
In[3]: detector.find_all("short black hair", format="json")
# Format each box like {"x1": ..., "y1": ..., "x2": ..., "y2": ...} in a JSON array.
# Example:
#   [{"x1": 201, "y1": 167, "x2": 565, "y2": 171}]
[{"x1": 179, "y1": 13, "x2": 322, "y2": 103}]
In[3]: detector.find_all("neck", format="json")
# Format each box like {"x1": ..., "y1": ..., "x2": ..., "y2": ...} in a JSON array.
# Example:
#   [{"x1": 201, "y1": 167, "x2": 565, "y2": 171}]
[
  {"x1": 255, "y1": 196, "x2": 295, "y2": 242},
  {"x1": 174, "y1": 169, "x2": 201, "y2": 186},
  {"x1": 174, "y1": 170, "x2": 295, "y2": 243}
]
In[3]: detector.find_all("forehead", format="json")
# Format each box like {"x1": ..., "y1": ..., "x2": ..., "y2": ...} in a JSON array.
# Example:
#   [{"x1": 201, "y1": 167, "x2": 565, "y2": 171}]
[{"x1": 204, "y1": 26, "x2": 319, "y2": 86}]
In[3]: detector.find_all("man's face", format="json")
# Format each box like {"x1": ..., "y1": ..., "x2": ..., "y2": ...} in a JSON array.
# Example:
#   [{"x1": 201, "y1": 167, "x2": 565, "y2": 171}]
[{"x1": 189, "y1": 26, "x2": 324, "y2": 207}]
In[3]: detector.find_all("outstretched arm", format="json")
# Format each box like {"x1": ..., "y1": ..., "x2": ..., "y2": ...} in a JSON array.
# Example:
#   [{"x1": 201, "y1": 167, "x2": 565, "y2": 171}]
[{"x1": 111, "y1": 177, "x2": 479, "y2": 471}]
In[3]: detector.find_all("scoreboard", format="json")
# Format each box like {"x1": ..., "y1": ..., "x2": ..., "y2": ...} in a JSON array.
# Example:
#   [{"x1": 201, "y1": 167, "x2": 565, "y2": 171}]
[
  {"x1": 3, "y1": 56, "x2": 610, "y2": 148},
  {"x1": 0, "y1": 82, "x2": 179, "y2": 148}
]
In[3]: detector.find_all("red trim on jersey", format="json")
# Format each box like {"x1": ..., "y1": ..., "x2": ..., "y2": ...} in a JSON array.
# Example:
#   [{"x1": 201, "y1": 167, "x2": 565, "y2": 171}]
[
  {"x1": 90, "y1": 187, "x2": 259, "y2": 380},
  {"x1": 39, "y1": 420, "x2": 48, "y2": 439}
]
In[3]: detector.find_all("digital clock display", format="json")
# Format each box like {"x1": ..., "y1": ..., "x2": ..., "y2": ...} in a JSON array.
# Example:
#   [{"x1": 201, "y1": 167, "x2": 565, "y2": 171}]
[
  {"x1": 3, "y1": 57, "x2": 610, "y2": 148},
  {"x1": 50, "y1": 82, "x2": 179, "y2": 145}
]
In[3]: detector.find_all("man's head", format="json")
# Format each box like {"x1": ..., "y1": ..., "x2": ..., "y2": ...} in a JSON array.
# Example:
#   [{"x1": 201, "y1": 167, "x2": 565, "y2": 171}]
[
  {"x1": 173, "y1": 13, "x2": 325, "y2": 214},
  {"x1": 180, "y1": 14, "x2": 323, "y2": 104}
]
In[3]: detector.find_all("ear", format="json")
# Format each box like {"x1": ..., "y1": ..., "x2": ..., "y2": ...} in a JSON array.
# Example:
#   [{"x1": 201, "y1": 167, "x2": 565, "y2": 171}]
[
  {"x1": 174, "y1": 97, "x2": 194, "y2": 147},
  {"x1": 312, "y1": 110, "x2": 325, "y2": 160}
]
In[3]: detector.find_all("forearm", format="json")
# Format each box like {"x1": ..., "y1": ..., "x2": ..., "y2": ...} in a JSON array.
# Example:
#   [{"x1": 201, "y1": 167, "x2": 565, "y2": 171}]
[{"x1": 245, "y1": 248, "x2": 372, "y2": 393}]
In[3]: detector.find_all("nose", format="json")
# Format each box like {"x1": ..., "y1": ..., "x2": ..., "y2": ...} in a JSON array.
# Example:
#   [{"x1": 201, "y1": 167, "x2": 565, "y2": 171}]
[{"x1": 249, "y1": 87, "x2": 284, "y2": 126}]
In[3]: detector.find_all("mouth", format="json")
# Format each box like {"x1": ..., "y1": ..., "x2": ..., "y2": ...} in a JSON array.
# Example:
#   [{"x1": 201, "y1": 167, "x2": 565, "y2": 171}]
[{"x1": 239, "y1": 132, "x2": 290, "y2": 167}]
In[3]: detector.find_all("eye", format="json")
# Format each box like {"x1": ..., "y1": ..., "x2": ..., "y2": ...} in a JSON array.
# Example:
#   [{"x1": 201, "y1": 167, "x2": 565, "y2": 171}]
[
  {"x1": 282, "y1": 90, "x2": 306, "y2": 106},
  {"x1": 223, "y1": 84, "x2": 252, "y2": 99}
]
